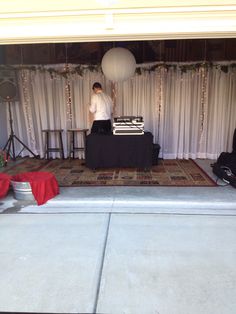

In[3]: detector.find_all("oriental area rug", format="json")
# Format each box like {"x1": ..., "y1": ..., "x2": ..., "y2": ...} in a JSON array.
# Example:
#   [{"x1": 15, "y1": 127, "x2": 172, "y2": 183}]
[{"x1": 1, "y1": 157, "x2": 217, "y2": 187}]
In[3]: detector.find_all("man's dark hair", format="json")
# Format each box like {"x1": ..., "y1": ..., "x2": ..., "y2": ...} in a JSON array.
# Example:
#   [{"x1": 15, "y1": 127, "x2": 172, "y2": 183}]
[{"x1": 92, "y1": 82, "x2": 102, "y2": 90}]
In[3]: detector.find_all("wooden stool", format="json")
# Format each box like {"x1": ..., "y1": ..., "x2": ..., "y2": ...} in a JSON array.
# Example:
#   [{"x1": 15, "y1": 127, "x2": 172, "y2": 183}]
[
  {"x1": 67, "y1": 128, "x2": 89, "y2": 159},
  {"x1": 42, "y1": 129, "x2": 64, "y2": 159}
]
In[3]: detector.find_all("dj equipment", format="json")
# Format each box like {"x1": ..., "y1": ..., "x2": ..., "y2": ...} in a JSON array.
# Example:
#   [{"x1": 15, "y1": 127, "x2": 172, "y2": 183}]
[
  {"x1": 114, "y1": 116, "x2": 143, "y2": 123},
  {"x1": 113, "y1": 116, "x2": 144, "y2": 135}
]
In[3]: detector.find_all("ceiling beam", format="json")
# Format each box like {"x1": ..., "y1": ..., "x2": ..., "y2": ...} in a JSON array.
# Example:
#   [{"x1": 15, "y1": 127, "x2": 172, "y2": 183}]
[{"x1": 0, "y1": 2, "x2": 236, "y2": 44}]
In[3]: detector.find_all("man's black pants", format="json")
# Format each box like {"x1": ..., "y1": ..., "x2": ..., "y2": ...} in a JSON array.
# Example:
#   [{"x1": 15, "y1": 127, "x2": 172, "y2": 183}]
[{"x1": 91, "y1": 119, "x2": 112, "y2": 134}]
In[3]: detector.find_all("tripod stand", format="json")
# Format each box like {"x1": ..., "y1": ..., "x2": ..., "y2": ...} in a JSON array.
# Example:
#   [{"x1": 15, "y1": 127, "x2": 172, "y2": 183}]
[{"x1": 3, "y1": 99, "x2": 38, "y2": 160}]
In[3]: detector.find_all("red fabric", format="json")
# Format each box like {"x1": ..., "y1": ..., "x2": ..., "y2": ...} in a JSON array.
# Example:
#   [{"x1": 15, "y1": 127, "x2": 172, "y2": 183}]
[
  {"x1": 11, "y1": 172, "x2": 59, "y2": 205},
  {"x1": 0, "y1": 173, "x2": 11, "y2": 198}
]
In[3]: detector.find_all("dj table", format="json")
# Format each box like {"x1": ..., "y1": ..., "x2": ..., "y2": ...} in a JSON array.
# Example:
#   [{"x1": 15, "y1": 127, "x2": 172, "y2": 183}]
[{"x1": 85, "y1": 132, "x2": 153, "y2": 169}]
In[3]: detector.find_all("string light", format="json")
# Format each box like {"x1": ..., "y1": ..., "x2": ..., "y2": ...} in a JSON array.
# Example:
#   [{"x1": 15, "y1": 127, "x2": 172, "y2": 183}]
[
  {"x1": 156, "y1": 41, "x2": 164, "y2": 143},
  {"x1": 64, "y1": 44, "x2": 73, "y2": 127},
  {"x1": 111, "y1": 81, "x2": 117, "y2": 116},
  {"x1": 18, "y1": 46, "x2": 37, "y2": 154},
  {"x1": 65, "y1": 72, "x2": 73, "y2": 126},
  {"x1": 199, "y1": 40, "x2": 208, "y2": 134},
  {"x1": 200, "y1": 64, "x2": 207, "y2": 133},
  {"x1": 21, "y1": 69, "x2": 37, "y2": 153}
]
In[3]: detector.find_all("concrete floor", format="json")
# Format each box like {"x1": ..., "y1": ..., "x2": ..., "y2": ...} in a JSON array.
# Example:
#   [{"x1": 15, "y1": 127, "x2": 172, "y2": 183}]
[{"x1": 0, "y1": 159, "x2": 236, "y2": 314}]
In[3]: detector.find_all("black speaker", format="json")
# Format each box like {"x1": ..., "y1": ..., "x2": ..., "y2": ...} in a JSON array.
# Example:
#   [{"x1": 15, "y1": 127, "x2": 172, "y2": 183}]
[{"x1": 0, "y1": 70, "x2": 18, "y2": 101}]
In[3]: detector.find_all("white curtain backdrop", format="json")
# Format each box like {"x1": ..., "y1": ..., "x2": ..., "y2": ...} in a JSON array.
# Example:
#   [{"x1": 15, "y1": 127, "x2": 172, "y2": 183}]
[{"x1": 1, "y1": 62, "x2": 235, "y2": 160}]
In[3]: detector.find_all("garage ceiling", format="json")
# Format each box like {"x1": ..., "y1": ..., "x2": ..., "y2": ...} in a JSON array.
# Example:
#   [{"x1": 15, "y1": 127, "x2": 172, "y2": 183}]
[
  {"x1": 0, "y1": 1, "x2": 236, "y2": 44},
  {"x1": 1, "y1": 38, "x2": 236, "y2": 65}
]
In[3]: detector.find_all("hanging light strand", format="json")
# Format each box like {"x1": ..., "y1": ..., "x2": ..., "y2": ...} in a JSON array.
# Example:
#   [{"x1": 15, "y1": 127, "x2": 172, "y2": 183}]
[
  {"x1": 65, "y1": 71, "x2": 73, "y2": 126},
  {"x1": 111, "y1": 81, "x2": 117, "y2": 116},
  {"x1": 21, "y1": 70, "x2": 37, "y2": 152},
  {"x1": 200, "y1": 41, "x2": 208, "y2": 135},
  {"x1": 156, "y1": 42, "x2": 164, "y2": 143},
  {"x1": 156, "y1": 46, "x2": 161, "y2": 142},
  {"x1": 200, "y1": 65, "x2": 207, "y2": 133},
  {"x1": 19, "y1": 46, "x2": 37, "y2": 153},
  {"x1": 64, "y1": 44, "x2": 73, "y2": 127}
]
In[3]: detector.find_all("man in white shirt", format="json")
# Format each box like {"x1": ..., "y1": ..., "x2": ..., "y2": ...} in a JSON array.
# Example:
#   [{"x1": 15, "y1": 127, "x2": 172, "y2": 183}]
[{"x1": 89, "y1": 82, "x2": 113, "y2": 134}]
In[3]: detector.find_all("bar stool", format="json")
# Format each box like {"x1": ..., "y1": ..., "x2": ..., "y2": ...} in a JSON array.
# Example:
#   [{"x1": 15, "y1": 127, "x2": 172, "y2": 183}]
[
  {"x1": 67, "y1": 128, "x2": 89, "y2": 159},
  {"x1": 42, "y1": 129, "x2": 65, "y2": 159}
]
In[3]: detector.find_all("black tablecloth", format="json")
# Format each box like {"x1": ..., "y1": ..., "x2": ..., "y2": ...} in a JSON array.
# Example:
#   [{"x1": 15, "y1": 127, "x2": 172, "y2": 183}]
[{"x1": 86, "y1": 132, "x2": 153, "y2": 169}]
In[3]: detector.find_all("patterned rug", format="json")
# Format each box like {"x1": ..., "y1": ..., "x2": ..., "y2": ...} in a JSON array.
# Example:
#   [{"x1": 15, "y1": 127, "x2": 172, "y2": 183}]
[{"x1": 1, "y1": 157, "x2": 217, "y2": 187}]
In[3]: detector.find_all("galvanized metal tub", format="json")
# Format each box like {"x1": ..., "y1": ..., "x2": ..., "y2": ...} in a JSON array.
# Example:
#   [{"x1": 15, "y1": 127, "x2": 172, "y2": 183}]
[{"x1": 11, "y1": 181, "x2": 34, "y2": 201}]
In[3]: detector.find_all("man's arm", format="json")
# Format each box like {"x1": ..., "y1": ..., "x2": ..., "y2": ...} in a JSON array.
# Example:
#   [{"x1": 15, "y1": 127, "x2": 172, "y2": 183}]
[{"x1": 89, "y1": 94, "x2": 97, "y2": 113}]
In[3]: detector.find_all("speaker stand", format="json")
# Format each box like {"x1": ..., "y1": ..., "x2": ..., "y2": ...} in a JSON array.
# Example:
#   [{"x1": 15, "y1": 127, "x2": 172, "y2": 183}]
[{"x1": 3, "y1": 101, "x2": 38, "y2": 160}]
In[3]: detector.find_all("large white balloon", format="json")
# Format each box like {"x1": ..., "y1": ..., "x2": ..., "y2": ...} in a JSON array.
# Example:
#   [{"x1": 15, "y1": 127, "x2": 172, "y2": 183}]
[{"x1": 101, "y1": 47, "x2": 136, "y2": 82}]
